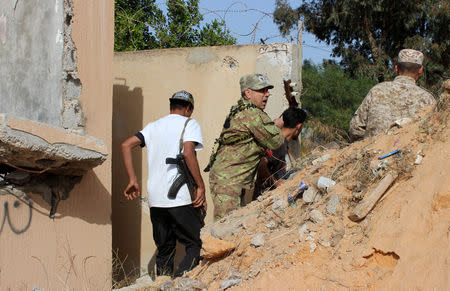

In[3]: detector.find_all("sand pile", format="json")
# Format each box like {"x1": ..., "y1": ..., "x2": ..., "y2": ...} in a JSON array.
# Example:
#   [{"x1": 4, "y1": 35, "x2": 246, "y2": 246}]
[{"x1": 175, "y1": 100, "x2": 449, "y2": 291}]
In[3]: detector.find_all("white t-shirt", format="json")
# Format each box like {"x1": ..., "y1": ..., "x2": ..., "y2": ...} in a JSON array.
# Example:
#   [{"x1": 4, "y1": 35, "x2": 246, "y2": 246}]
[{"x1": 139, "y1": 114, "x2": 203, "y2": 208}]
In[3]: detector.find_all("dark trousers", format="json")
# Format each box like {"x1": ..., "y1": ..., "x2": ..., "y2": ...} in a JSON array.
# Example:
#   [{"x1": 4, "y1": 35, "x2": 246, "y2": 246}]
[{"x1": 150, "y1": 204, "x2": 203, "y2": 277}]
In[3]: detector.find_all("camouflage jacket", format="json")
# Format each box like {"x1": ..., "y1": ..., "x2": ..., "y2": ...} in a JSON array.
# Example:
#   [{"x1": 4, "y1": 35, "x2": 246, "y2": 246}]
[
  {"x1": 209, "y1": 98, "x2": 284, "y2": 191},
  {"x1": 349, "y1": 76, "x2": 435, "y2": 140}
]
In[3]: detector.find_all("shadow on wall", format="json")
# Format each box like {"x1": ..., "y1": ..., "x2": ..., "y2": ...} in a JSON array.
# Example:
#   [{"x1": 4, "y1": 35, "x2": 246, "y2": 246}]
[
  {"x1": 23, "y1": 171, "x2": 111, "y2": 225},
  {"x1": 112, "y1": 82, "x2": 144, "y2": 282}
]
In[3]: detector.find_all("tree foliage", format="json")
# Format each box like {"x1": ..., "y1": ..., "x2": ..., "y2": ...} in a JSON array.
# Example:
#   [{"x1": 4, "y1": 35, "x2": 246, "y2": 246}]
[
  {"x1": 301, "y1": 60, "x2": 376, "y2": 132},
  {"x1": 274, "y1": 0, "x2": 449, "y2": 94},
  {"x1": 114, "y1": 0, "x2": 236, "y2": 51}
]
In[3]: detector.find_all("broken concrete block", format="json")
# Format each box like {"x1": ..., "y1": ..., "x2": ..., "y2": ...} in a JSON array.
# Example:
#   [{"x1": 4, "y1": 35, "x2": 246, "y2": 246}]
[
  {"x1": 272, "y1": 197, "x2": 288, "y2": 211},
  {"x1": 175, "y1": 277, "x2": 207, "y2": 290},
  {"x1": 312, "y1": 153, "x2": 330, "y2": 165},
  {"x1": 250, "y1": 233, "x2": 265, "y2": 248},
  {"x1": 414, "y1": 155, "x2": 423, "y2": 165},
  {"x1": 303, "y1": 187, "x2": 317, "y2": 203},
  {"x1": 0, "y1": 114, "x2": 107, "y2": 176},
  {"x1": 317, "y1": 176, "x2": 336, "y2": 192},
  {"x1": 220, "y1": 268, "x2": 242, "y2": 290},
  {"x1": 298, "y1": 223, "x2": 308, "y2": 241},
  {"x1": 310, "y1": 209, "x2": 324, "y2": 224},
  {"x1": 326, "y1": 194, "x2": 340, "y2": 215}
]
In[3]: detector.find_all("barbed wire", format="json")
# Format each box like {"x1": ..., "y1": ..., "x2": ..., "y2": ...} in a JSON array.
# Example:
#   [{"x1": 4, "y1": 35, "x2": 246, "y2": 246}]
[{"x1": 116, "y1": 0, "x2": 333, "y2": 55}]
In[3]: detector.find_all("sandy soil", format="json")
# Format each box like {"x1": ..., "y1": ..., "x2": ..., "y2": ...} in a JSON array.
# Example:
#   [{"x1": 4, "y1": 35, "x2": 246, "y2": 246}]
[{"x1": 183, "y1": 102, "x2": 449, "y2": 291}]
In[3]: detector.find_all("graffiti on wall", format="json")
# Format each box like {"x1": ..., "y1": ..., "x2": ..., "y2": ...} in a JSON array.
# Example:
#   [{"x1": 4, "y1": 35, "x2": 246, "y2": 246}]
[{"x1": 0, "y1": 196, "x2": 33, "y2": 234}]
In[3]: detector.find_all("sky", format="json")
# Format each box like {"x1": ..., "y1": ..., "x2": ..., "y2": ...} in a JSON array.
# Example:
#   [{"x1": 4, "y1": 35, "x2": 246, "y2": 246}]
[{"x1": 197, "y1": 0, "x2": 337, "y2": 64}]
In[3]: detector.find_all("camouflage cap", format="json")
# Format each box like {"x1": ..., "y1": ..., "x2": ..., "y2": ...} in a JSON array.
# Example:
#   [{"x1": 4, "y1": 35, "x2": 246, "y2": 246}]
[
  {"x1": 240, "y1": 73, "x2": 274, "y2": 93},
  {"x1": 398, "y1": 49, "x2": 424, "y2": 65},
  {"x1": 169, "y1": 90, "x2": 194, "y2": 106}
]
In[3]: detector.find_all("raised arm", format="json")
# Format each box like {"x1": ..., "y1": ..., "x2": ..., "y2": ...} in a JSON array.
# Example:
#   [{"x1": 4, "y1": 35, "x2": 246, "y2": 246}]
[{"x1": 121, "y1": 135, "x2": 142, "y2": 200}]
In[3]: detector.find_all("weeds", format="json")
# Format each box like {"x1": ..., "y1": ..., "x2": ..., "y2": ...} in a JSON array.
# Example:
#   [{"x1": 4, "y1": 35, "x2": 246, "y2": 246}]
[{"x1": 112, "y1": 248, "x2": 140, "y2": 289}]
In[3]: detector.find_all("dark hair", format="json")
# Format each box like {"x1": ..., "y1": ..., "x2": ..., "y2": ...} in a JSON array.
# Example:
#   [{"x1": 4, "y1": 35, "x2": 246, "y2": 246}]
[
  {"x1": 169, "y1": 99, "x2": 193, "y2": 111},
  {"x1": 282, "y1": 107, "x2": 307, "y2": 128},
  {"x1": 397, "y1": 62, "x2": 421, "y2": 74}
]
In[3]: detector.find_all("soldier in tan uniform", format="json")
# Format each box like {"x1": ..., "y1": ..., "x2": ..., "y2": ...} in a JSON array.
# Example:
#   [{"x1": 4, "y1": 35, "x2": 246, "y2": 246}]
[
  {"x1": 205, "y1": 73, "x2": 285, "y2": 220},
  {"x1": 349, "y1": 49, "x2": 436, "y2": 140}
]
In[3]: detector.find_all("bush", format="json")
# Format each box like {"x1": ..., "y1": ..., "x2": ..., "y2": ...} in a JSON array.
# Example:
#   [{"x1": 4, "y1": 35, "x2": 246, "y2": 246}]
[{"x1": 301, "y1": 60, "x2": 376, "y2": 132}]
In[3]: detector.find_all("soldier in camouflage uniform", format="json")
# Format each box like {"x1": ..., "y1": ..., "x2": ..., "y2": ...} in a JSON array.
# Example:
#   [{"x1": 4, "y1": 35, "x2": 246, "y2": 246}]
[
  {"x1": 349, "y1": 49, "x2": 436, "y2": 140},
  {"x1": 205, "y1": 73, "x2": 284, "y2": 220}
]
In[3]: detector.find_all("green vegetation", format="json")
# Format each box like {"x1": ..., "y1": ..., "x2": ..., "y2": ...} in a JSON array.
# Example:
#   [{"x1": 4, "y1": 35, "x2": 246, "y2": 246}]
[
  {"x1": 301, "y1": 60, "x2": 376, "y2": 132},
  {"x1": 274, "y1": 0, "x2": 449, "y2": 94},
  {"x1": 114, "y1": 0, "x2": 236, "y2": 51}
]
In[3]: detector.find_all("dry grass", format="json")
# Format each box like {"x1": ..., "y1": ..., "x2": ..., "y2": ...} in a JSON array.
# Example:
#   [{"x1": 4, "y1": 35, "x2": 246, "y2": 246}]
[
  {"x1": 112, "y1": 248, "x2": 141, "y2": 289},
  {"x1": 301, "y1": 118, "x2": 349, "y2": 157}
]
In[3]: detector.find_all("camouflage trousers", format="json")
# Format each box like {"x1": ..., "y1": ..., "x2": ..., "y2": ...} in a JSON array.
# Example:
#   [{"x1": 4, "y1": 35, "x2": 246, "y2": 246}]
[{"x1": 210, "y1": 183, "x2": 247, "y2": 220}]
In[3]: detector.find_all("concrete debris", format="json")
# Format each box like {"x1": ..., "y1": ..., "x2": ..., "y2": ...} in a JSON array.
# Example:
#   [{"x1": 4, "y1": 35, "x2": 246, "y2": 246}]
[
  {"x1": 0, "y1": 114, "x2": 107, "y2": 176},
  {"x1": 414, "y1": 155, "x2": 423, "y2": 165},
  {"x1": 220, "y1": 268, "x2": 242, "y2": 290},
  {"x1": 317, "y1": 176, "x2": 336, "y2": 192},
  {"x1": 326, "y1": 194, "x2": 340, "y2": 215},
  {"x1": 272, "y1": 197, "x2": 288, "y2": 212},
  {"x1": 250, "y1": 233, "x2": 265, "y2": 248},
  {"x1": 298, "y1": 223, "x2": 308, "y2": 241},
  {"x1": 175, "y1": 277, "x2": 207, "y2": 290},
  {"x1": 312, "y1": 153, "x2": 330, "y2": 165},
  {"x1": 319, "y1": 240, "x2": 331, "y2": 247},
  {"x1": 113, "y1": 275, "x2": 154, "y2": 291},
  {"x1": 310, "y1": 210, "x2": 325, "y2": 224},
  {"x1": 303, "y1": 187, "x2": 317, "y2": 203},
  {"x1": 249, "y1": 260, "x2": 262, "y2": 278},
  {"x1": 309, "y1": 163, "x2": 325, "y2": 174},
  {"x1": 309, "y1": 242, "x2": 317, "y2": 253},
  {"x1": 265, "y1": 220, "x2": 276, "y2": 229},
  {"x1": 208, "y1": 218, "x2": 241, "y2": 240}
]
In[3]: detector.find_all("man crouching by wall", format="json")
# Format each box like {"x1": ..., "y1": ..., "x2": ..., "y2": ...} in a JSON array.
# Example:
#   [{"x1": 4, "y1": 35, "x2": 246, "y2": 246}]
[{"x1": 121, "y1": 90, "x2": 206, "y2": 278}]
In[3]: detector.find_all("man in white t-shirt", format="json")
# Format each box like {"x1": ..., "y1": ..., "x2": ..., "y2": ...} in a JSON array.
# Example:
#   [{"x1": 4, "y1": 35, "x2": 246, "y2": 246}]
[{"x1": 121, "y1": 90, "x2": 206, "y2": 277}]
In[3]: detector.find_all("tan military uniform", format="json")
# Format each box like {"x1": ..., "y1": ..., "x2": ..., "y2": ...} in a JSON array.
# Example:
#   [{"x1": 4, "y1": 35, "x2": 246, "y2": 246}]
[
  {"x1": 349, "y1": 76, "x2": 435, "y2": 139},
  {"x1": 209, "y1": 98, "x2": 284, "y2": 219}
]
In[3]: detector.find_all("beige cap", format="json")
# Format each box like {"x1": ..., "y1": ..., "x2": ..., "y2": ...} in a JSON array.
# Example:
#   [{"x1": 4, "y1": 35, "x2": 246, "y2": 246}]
[{"x1": 398, "y1": 49, "x2": 424, "y2": 65}]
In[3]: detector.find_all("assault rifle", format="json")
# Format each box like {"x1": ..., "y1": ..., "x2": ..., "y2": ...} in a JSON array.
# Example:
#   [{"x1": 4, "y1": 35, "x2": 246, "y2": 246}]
[
  {"x1": 166, "y1": 153, "x2": 206, "y2": 223},
  {"x1": 166, "y1": 153, "x2": 196, "y2": 200}
]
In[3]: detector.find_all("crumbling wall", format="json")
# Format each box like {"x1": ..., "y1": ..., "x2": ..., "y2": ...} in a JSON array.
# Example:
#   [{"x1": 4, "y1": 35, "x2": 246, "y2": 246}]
[
  {"x1": 113, "y1": 43, "x2": 302, "y2": 277},
  {"x1": 0, "y1": 0, "x2": 84, "y2": 132},
  {"x1": 62, "y1": 0, "x2": 84, "y2": 132},
  {"x1": 0, "y1": 0, "x2": 114, "y2": 289}
]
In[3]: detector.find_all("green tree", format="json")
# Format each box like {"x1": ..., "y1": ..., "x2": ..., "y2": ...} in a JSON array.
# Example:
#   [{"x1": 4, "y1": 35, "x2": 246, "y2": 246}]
[
  {"x1": 114, "y1": 0, "x2": 236, "y2": 51},
  {"x1": 301, "y1": 60, "x2": 376, "y2": 132},
  {"x1": 274, "y1": 0, "x2": 449, "y2": 93}
]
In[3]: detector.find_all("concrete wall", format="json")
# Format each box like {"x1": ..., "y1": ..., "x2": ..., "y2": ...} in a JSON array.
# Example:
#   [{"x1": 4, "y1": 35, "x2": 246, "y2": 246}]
[
  {"x1": 0, "y1": 1, "x2": 114, "y2": 290},
  {"x1": 0, "y1": 0, "x2": 64, "y2": 126},
  {"x1": 113, "y1": 43, "x2": 301, "y2": 276}
]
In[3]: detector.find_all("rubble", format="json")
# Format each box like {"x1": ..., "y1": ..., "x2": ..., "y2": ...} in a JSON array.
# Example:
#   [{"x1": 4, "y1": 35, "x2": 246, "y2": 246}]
[
  {"x1": 317, "y1": 176, "x2": 336, "y2": 192},
  {"x1": 132, "y1": 103, "x2": 448, "y2": 291},
  {"x1": 326, "y1": 194, "x2": 340, "y2": 215}
]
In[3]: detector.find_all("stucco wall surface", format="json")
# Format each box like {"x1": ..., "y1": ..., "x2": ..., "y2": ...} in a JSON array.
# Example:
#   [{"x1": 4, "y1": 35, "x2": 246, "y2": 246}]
[
  {"x1": 113, "y1": 43, "x2": 301, "y2": 276},
  {"x1": 0, "y1": 1, "x2": 114, "y2": 290},
  {"x1": 0, "y1": 0, "x2": 64, "y2": 126}
]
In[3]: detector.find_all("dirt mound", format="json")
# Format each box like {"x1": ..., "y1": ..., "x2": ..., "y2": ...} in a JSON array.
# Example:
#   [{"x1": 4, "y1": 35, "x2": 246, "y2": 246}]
[{"x1": 181, "y1": 101, "x2": 449, "y2": 290}]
